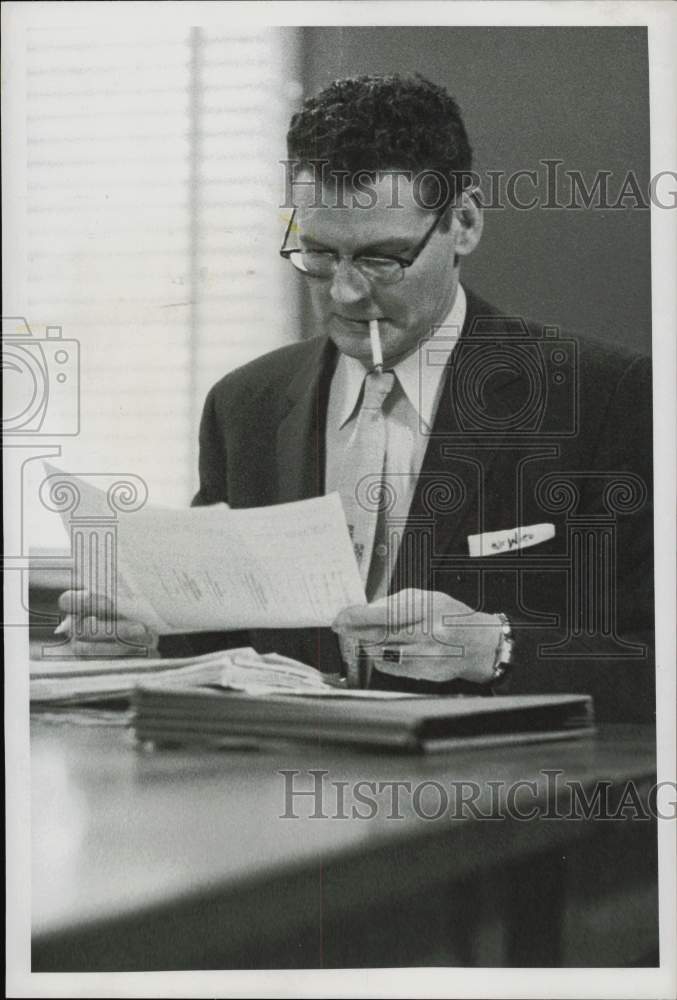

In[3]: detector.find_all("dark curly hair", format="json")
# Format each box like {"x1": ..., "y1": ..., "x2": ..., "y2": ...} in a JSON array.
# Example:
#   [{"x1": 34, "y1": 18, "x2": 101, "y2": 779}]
[{"x1": 286, "y1": 74, "x2": 473, "y2": 206}]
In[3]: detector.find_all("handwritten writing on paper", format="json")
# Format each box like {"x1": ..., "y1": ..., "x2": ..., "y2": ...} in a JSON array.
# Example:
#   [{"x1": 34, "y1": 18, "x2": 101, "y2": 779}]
[{"x1": 467, "y1": 523, "x2": 555, "y2": 558}]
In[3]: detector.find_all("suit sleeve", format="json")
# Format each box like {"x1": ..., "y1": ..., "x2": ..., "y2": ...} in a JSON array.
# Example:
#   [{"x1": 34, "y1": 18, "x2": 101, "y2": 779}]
[
  {"x1": 508, "y1": 354, "x2": 655, "y2": 722},
  {"x1": 192, "y1": 385, "x2": 229, "y2": 507},
  {"x1": 586, "y1": 355, "x2": 653, "y2": 638}
]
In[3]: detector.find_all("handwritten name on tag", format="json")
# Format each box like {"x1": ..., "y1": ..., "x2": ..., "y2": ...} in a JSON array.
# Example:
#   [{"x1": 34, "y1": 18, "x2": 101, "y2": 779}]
[{"x1": 468, "y1": 523, "x2": 555, "y2": 557}]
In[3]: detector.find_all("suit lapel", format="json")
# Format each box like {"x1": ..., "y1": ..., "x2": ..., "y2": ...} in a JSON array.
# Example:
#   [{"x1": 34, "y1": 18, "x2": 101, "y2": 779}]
[
  {"x1": 276, "y1": 335, "x2": 337, "y2": 504},
  {"x1": 275, "y1": 299, "x2": 531, "y2": 598},
  {"x1": 390, "y1": 291, "x2": 527, "y2": 590}
]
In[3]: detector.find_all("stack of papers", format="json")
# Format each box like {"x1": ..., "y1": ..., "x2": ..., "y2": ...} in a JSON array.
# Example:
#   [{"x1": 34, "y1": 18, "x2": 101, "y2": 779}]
[
  {"x1": 30, "y1": 646, "x2": 328, "y2": 706},
  {"x1": 30, "y1": 646, "x2": 415, "y2": 708}
]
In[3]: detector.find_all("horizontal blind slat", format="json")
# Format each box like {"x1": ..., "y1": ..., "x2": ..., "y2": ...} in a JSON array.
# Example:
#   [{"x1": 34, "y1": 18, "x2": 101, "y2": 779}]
[{"x1": 21, "y1": 27, "x2": 297, "y2": 549}]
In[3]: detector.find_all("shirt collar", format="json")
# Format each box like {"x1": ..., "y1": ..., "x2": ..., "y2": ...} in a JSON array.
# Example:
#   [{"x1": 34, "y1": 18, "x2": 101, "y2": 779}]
[{"x1": 333, "y1": 283, "x2": 467, "y2": 429}]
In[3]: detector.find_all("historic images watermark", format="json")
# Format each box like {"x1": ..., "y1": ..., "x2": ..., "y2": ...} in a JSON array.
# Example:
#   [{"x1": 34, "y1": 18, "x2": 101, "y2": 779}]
[
  {"x1": 2, "y1": 313, "x2": 151, "y2": 655},
  {"x1": 279, "y1": 769, "x2": 676, "y2": 822},
  {"x1": 2, "y1": 316, "x2": 80, "y2": 438},
  {"x1": 2, "y1": 315, "x2": 80, "y2": 630},
  {"x1": 280, "y1": 159, "x2": 676, "y2": 211},
  {"x1": 330, "y1": 310, "x2": 649, "y2": 664}
]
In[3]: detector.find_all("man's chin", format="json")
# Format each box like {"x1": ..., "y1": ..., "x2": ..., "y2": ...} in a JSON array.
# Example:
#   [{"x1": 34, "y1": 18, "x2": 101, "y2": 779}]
[
  {"x1": 326, "y1": 320, "x2": 424, "y2": 366},
  {"x1": 328, "y1": 331, "x2": 374, "y2": 365}
]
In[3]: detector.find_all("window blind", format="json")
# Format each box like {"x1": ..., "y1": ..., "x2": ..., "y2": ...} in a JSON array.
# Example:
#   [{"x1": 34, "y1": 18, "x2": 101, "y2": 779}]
[{"x1": 17, "y1": 27, "x2": 300, "y2": 550}]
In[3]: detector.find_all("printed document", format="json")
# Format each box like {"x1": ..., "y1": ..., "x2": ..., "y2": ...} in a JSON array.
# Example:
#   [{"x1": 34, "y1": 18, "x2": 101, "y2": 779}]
[{"x1": 45, "y1": 466, "x2": 366, "y2": 633}]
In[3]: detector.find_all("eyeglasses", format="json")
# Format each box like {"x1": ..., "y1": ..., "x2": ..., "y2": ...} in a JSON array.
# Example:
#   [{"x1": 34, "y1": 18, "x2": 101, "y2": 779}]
[{"x1": 279, "y1": 207, "x2": 446, "y2": 285}]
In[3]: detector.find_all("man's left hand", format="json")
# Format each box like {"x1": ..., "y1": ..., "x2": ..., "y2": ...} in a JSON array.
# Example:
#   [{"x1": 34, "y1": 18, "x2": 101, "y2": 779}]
[{"x1": 332, "y1": 589, "x2": 502, "y2": 685}]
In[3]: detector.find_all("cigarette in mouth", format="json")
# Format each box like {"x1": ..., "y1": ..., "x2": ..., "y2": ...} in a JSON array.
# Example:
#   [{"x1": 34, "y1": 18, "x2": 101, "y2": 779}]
[{"x1": 369, "y1": 319, "x2": 383, "y2": 372}]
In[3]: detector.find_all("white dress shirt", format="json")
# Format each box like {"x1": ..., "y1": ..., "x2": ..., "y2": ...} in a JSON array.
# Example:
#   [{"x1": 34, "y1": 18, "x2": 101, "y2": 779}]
[{"x1": 325, "y1": 284, "x2": 467, "y2": 600}]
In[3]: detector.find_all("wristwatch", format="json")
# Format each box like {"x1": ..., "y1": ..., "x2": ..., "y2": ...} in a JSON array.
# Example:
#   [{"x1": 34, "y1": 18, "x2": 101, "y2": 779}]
[{"x1": 490, "y1": 612, "x2": 514, "y2": 683}]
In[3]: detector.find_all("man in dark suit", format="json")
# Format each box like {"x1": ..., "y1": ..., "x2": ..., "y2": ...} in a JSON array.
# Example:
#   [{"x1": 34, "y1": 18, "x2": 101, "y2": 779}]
[{"x1": 61, "y1": 75, "x2": 654, "y2": 722}]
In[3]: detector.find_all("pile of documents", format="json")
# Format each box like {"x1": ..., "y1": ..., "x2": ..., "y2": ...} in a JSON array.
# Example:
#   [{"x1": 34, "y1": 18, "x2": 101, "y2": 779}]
[
  {"x1": 31, "y1": 645, "x2": 594, "y2": 753},
  {"x1": 30, "y1": 646, "x2": 342, "y2": 706}
]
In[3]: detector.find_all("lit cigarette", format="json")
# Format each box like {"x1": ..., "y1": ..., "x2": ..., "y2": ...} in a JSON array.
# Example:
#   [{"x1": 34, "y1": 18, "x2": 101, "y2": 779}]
[{"x1": 369, "y1": 319, "x2": 383, "y2": 372}]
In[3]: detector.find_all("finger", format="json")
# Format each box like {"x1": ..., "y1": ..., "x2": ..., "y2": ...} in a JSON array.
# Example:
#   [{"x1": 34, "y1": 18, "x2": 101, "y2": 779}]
[
  {"x1": 58, "y1": 589, "x2": 114, "y2": 616},
  {"x1": 340, "y1": 625, "x2": 421, "y2": 645},
  {"x1": 69, "y1": 614, "x2": 113, "y2": 641},
  {"x1": 69, "y1": 615, "x2": 155, "y2": 645},
  {"x1": 117, "y1": 619, "x2": 157, "y2": 645},
  {"x1": 332, "y1": 604, "x2": 389, "y2": 630},
  {"x1": 384, "y1": 589, "x2": 431, "y2": 626},
  {"x1": 57, "y1": 589, "x2": 83, "y2": 613},
  {"x1": 333, "y1": 592, "x2": 428, "y2": 632}
]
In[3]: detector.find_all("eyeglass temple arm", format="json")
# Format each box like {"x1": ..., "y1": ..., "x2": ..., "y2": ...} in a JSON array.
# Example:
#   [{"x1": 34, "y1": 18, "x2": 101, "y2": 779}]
[{"x1": 279, "y1": 208, "x2": 297, "y2": 256}]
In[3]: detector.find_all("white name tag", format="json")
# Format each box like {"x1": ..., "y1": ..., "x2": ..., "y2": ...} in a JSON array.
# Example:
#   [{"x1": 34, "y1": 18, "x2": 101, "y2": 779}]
[{"x1": 468, "y1": 523, "x2": 555, "y2": 557}]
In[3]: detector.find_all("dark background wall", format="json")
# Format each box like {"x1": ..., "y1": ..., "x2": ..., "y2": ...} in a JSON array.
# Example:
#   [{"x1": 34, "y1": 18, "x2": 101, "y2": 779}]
[{"x1": 298, "y1": 26, "x2": 651, "y2": 353}]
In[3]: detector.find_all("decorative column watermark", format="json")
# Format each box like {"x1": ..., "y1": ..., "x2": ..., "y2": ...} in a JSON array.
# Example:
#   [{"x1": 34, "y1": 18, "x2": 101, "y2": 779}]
[
  {"x1": 39, "y1": 471, "x2": 148, "y2": 657},
  {"x1": 535, "y1": 471, "x2": 648, "y2": 658}
]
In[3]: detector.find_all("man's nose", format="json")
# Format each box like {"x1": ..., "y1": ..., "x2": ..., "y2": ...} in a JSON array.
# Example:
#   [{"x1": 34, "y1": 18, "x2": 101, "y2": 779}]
[{"x1": 329, "y1": 259, "x2": 371, "y2": 307}]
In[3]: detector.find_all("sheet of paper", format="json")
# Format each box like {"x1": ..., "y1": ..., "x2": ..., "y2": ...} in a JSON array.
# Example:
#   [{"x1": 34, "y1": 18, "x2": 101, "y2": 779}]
[
  {"x1": 42, "y1": 462, "x2": 172, "y2": 632},
  {"x1": 227, "y1": 686, "x2": 420, "y2": 700},
  {"x1": 115, "y1": 495, "x2": 367, "y2": 632},
  {"x1": 44, "y1": 467, "x2": 366, "y2": 633}
]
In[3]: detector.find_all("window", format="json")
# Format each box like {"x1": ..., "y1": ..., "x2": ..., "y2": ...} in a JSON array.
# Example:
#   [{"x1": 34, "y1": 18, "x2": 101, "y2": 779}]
[{"x1": 8, "y1": 26, "x2": 300, "y2": 551}]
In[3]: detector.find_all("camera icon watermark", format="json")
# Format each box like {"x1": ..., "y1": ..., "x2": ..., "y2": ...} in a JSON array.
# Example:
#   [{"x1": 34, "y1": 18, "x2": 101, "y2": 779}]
[
  {"x1": 424, "y1": 317, "x2": 579, "y2": 439},
  {"x1": 2, "y1": 316, "x2": 80, "y2": 436}
]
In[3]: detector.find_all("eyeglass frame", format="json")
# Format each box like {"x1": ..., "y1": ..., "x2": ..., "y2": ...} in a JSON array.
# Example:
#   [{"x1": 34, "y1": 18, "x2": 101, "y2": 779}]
[{"x1": 279, "y1": 205, "x2": 449, "y2": 284}]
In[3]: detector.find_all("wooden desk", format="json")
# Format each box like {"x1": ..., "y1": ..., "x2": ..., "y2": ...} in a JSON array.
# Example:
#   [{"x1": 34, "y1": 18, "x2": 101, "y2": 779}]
[{"x1": 31, "y1": 720, "x2": 658, "y2": 970}]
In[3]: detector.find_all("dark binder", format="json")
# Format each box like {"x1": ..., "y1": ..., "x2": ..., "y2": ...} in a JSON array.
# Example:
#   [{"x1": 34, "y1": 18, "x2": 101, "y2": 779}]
[{"x1": 132, "y1": 687, "x2": 595, "y2": 753}]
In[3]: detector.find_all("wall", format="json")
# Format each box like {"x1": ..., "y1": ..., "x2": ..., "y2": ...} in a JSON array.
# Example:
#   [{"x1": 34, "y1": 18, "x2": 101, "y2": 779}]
[{"x1": 299, "y1": 26, "x2": 651, "y2": 353}]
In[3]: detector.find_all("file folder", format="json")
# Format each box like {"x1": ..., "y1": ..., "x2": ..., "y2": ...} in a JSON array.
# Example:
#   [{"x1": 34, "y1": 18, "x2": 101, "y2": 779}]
[{"x1": 132, "y1": 688, "x2": 595, "y2": 753}]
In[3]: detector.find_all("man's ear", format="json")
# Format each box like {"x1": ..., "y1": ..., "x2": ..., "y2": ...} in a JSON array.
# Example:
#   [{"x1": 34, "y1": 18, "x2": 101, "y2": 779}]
[{"x1": 451, "y1": 189, "x2": 483, "y2": 257}]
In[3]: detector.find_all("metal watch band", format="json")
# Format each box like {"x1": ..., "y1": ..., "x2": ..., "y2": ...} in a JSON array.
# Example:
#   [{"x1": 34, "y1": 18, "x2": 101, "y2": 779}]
[{"x1": 491, "y1": 612, "x2": 514, "y2": 682}]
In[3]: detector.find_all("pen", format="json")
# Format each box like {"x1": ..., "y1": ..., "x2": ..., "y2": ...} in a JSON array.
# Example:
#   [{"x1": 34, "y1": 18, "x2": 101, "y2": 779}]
[
  {"x1": 54, "y1": 614, "x2": 73, "y2": 637},
  {"x1": 369, "y1": 319, "x2": 383, "y2": 373}
]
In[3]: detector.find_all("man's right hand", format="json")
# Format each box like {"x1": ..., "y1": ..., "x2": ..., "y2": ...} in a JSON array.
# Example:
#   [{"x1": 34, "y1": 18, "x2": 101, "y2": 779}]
[{"x1": 55, "y1": 589, "x2": 159, "y2": 658}]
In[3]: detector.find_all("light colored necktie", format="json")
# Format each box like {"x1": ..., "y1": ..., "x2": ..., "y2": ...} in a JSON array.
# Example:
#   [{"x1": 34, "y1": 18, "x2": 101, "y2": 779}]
[
  {"x1": 337, "y1": 369, "x2": 395, "y2": 683},
  {"x1": 338, "y1": 369, "x2": 395, "y2": 587}
]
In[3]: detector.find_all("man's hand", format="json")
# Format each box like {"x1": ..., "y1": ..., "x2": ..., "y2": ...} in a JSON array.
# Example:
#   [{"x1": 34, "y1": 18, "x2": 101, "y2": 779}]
[
  {"x1": 332, "y1": 589, "x2": 502, "y2": 685},
  {"x1": 55, "y1": 589, "x2": 158, "y2": 658}
]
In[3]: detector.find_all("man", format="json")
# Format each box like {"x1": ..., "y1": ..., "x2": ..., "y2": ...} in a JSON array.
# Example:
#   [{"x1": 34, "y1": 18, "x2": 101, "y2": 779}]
[{"x1": 60, "y1": 75, "x2": 654, "y2": 721}]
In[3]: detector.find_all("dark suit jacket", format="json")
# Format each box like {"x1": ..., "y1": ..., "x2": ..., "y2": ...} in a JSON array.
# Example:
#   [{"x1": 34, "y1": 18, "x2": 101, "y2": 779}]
[{"x1": 161, "y1": 290, "x2": 655, "y2": 722}]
